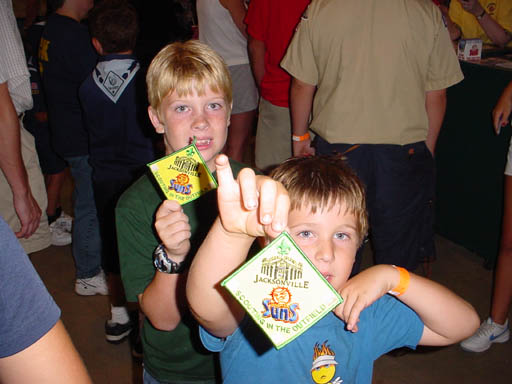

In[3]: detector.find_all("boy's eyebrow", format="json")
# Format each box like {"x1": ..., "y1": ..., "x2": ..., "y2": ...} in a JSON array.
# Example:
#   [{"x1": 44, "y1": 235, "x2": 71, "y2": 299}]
[{"x1": 288, "y1": 222, "x2": 358, "y2": 232}]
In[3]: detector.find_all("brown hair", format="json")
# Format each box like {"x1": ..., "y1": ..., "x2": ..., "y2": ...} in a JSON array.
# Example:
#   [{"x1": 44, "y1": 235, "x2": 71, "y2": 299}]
[
  {"x1": 89, "y1": 0, "x2": 138, "y2": 54},
  {"x1": 270, "y1": 155, "x2": 368, "y2": 245},
  {"x1": 146, "y1": 40, "x2": 232, "y2": 118}
]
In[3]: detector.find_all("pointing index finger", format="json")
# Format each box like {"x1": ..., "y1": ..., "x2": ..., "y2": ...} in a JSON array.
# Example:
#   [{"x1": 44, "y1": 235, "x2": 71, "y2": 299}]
[{"x1": 215, "y1": 154, "x2": 238, "y2": 191}]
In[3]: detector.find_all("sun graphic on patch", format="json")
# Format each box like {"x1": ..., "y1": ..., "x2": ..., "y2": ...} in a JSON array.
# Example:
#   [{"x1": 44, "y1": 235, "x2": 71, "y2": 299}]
[
  {"x1": 176, "y1": 173, "x2": 190, "y2": 185},
  {"x1": 270, "y1": 287, "x2": 292, "y2": 306}
]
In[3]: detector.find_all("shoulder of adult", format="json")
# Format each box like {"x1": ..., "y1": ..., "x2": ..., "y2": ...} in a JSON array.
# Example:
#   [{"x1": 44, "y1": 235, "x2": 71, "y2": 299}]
[{"x1": 0, "y1": 217, "x2": 61, "y2": 358}]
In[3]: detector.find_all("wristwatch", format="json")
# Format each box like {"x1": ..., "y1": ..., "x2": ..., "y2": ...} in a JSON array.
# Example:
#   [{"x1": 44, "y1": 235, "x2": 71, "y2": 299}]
[{"x1": 153, "y1": 244, "x2": 187, "y2": 274}]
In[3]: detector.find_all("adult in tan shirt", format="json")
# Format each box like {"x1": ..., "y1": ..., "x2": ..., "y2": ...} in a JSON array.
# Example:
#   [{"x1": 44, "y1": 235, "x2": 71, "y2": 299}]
[{"x1": 281, "y1": 0, "x2": 463, "y2": 273}]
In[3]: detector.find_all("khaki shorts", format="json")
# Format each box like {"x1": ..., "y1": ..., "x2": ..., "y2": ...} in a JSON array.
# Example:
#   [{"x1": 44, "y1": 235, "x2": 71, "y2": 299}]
[
  {"x1": 0, "y1": 121, "x2": 51, "y2": 253},
  {"x1": 255, "y1": 98, "x2": 293, "y2": 171},
  {"x1": 229, "y1": 64, "x2": 258, "y2": 114}
]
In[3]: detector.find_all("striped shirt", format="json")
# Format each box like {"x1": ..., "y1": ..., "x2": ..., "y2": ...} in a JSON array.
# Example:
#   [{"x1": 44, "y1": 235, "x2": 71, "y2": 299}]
[{"x1": 0, "y1": 0, "x2": 33, "y2": 114}]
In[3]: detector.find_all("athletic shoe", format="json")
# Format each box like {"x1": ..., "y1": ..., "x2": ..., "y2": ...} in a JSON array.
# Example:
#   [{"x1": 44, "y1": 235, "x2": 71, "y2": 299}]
[
  {"x1": 55, "y1": 211, "x2": 73, "y2": 232},
  {"x1": 460, "y1": 317, "x2": 510, "y2": 352},
  {"x1": 105, "y1": 319, "x2": 132, "y2": 344},
  {"x1": 49, "y1": 221, "x2": 72, "y2": 246},
  {"x1": 75, "y1": 270, "x2": 109, "y2": 296}
]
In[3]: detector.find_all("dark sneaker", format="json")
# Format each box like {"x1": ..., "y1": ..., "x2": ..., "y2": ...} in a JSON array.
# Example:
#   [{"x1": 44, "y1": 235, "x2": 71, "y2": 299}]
[{"x1": 105, "y1": 319, "x2": 132, "y2": 344}]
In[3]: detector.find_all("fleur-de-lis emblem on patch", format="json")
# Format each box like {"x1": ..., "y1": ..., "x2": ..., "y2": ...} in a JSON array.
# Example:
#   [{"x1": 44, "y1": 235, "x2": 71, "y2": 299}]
[
  {"x1": 277, "y1": 240, "x2": 290, "y2": 256},
  {"x1": 186, "y1": 148, "x2": 194, "y2": 157}
]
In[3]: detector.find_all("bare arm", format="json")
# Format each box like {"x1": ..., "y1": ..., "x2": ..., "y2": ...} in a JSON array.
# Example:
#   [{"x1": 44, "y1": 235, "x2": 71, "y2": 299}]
[
  {"x1": 0, "y1": 82, "x2": 41, "y2": 239},
  {"x1": 187, "y1": 155, "x2": 289, "y2": 338},
  {"x1": 248, "y1": 36, "x2": 265, "y2": 89},
  {"x1": 187, "y1": 218, "x2": 253, "y2": 337},
  {"x1": 335, "y1": 264, "x2": 479, "y2": 346},
  {"x1": 425, "y1": 88, "x2": 447, "y2": 155},
  {"x1": 220, "y1": 0, "x2": 248, "y2": 38},
  {"x1": 493, "y1": 81, "x2": 512, "y2": 133},
  {"x1": 290, "y1": 78, "x2": 316, "y2": 156},
  {"x1": 138, "y1": 272, "x2": 185, "y2": 331},
  {"x1": 440, "y1": 5, "x2": 462, "y2": 41},
  {"x1": 0, "y1": 320, "x2": 92, "y2": 384},
  {"x1": 138, "y1": 200, "x2": 191, "y2": 331},
  {"x1": 458, "y1": 0, "x2": 511, "y2": 47}
]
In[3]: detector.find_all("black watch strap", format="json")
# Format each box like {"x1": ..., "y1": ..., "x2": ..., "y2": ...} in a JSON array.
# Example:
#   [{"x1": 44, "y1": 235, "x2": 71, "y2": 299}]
[{"x1": 153, "y1": 244, "x2": 187, "y2": 274}]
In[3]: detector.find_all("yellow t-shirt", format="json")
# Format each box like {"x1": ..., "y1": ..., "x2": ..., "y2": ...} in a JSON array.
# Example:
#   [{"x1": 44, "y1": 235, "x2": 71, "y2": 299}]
[
  {"x1": 281, "y1": 0, "x2": 463, "y2": 145},
  {"x1": 449, "y1": 0, "x2": 512, "y2": 46}
]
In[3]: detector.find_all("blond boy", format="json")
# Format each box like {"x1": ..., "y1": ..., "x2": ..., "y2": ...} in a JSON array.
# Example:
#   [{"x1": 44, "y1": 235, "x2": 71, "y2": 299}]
[
  {"x1": 116, "y1": 40, "x2": 246, "y2": 384},
  {"x1": 185, "y1": 154, "x2": 479, "y2": 383}
]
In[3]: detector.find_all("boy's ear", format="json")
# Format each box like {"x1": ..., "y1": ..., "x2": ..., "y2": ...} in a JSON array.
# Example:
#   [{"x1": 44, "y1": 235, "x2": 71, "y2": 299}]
[
  {"x1": 227, "y1": 101, "x2": 233, "y2": 126},
  {"x1": 148, "y1": 106, "x2": 165, "y2": 134},
  {"x1": 91, "y1": 37, "x2": 104, "y2": 56}
]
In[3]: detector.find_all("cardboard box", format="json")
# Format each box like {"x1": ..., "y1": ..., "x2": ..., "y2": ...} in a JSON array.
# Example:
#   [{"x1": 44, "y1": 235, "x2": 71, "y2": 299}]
[{"x1": 458, "y1": 39, "x2": 483, "y2": 60}]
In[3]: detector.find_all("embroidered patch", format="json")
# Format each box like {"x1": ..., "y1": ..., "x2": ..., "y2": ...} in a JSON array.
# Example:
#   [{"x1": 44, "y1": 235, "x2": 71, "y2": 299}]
[
  {"x1": 147, "y1": 141, "x2": 217, "y2": 204},
  {"x1": 222, "y1": 232, "x2": 342, "y2": 349},
  {"x1": 101, "y1": 71, "x2": 124, "y2": 98}
]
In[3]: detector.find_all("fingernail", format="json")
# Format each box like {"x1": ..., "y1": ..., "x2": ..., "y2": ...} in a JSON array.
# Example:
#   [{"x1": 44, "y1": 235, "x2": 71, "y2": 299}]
[
  {"x1": 246, "y1": 200, "x2": 257, "y2": 209},
  {"x1": 262, "y1": 214, "x2": 272, "y2": 224},
  {"x1": 273, "y1": 222, "x2": 283, "y2": 231}
]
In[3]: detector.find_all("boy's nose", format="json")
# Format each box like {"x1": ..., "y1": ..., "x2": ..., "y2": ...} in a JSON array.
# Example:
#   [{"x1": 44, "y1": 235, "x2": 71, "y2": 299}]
[
  {"x1": 192, "y1": 112, "x2": 208, "y2": 130},
  {"x1": 315, "y1": 241, "x2": 334, "y2": 263}
]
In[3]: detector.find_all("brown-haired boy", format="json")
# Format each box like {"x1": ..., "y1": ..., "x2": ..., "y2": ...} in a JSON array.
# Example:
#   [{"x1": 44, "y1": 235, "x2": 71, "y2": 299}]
[
  {"x1": 79, "y1": 1, "x2": 155, "y2": 343},
  {"x1": 185, "y1": 154, "x2": 479, "y2": 383}
]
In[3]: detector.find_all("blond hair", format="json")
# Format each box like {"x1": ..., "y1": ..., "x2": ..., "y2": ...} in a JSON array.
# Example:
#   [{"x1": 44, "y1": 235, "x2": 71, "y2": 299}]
[
  {"x1": 270, "y1": 155, "x2": 368, "y2": 245},
  {"x1": 146, "y1": 40, "x2": 232, "y2": 117}
]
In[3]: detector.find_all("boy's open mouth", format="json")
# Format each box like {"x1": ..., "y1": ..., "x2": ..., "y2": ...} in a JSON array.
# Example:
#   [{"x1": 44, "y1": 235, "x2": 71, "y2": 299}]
[{"x1": 190, "y1": 137, "x2": 211, "y2": 146}]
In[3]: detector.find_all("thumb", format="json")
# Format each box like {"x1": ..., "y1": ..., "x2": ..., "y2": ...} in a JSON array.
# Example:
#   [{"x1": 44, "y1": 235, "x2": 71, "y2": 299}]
[{"x1": 156, "y1": 199, "x2": 182, "y2": 220}]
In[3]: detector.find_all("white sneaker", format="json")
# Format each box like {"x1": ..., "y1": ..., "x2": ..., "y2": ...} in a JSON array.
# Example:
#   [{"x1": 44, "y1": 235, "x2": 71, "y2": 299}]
[
  {"x1": 49, "y1": 221, "x2": 72, "y2": 246},
  {"x1": 460, "y1": 317, "x2": 510, "y2": 352},
  {"x1": 75, "y1": 270, "x2": 109, "y2": 296},
  {"x1": 55, "y1": 211, "x2": 73, "y2": 232}
]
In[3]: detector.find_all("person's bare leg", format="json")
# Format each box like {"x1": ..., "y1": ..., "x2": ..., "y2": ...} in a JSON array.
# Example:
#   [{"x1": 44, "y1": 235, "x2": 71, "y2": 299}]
[
  {"x1": 224, "y1": 109, "x2": 256, "y2": 162},
  {"x1": 490, "y1": 175, "x2": 512, "y2": 325},
  {"x1": 45, "y1": 170, "x2": 66, "y2": 217}
]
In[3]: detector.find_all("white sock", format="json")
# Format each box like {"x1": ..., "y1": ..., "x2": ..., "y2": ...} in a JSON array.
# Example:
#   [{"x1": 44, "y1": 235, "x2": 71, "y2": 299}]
[{"x1": 111, "y1": 305, "x2": 130, "y2": 324}]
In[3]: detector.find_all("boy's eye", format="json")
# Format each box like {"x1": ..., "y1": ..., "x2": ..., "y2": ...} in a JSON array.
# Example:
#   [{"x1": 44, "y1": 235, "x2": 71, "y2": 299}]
[
  {"x1": 298, "y1": 230, "x2": 314, "y2": 239},
  {"x1": 208, "y1": 102, "x2": 222, "y2": 110},
  {"x1": 175, "y1": 105, "x2": 189, "y2": 112},
  {"x1": 335, "y1": 232, "x2": 349, "y2": 240}
]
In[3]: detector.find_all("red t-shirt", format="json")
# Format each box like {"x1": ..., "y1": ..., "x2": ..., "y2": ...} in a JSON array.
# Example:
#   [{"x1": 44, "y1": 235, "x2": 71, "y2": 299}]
[{"x1": 245, "y1": 0, "x2": 310, "y2": 107}]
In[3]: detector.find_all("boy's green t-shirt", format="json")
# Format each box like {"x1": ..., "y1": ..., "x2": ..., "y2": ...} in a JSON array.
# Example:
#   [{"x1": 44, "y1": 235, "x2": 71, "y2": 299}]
[{"x1": 116, "y1": 159, "x2": 246, "y2": 383}]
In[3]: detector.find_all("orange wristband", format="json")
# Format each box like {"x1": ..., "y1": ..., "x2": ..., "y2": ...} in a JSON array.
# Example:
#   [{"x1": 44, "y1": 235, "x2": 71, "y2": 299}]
[
  {"x1": 388, "y1": 265, "x2": 410, "y2": 296},
  {"x1": 292, "y1": 132, "x2": 311, "y2": 142}
]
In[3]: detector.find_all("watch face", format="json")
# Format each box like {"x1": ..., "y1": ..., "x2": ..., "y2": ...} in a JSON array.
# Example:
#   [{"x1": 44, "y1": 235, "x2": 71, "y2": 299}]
[{"x1": 154, "y1": 245, "x2": 187, "y2": 274}]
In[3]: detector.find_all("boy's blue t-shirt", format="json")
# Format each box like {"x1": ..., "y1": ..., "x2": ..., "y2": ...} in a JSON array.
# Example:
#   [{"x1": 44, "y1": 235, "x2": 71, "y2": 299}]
[{"x1": 201, "y1": 294, "x2": 423, "y2": 384}]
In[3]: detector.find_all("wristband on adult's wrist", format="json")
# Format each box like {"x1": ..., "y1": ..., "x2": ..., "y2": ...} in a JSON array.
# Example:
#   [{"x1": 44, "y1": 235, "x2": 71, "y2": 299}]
[
  {"x1": 477, "y1": 9, "x2": 486, "y2": 20},
  {"x1": 388, "y1": 265, "x2": 410, "y2": 296},
  {"x1": 292, "y1": 132, "x2": 311, "y2": 142}
]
